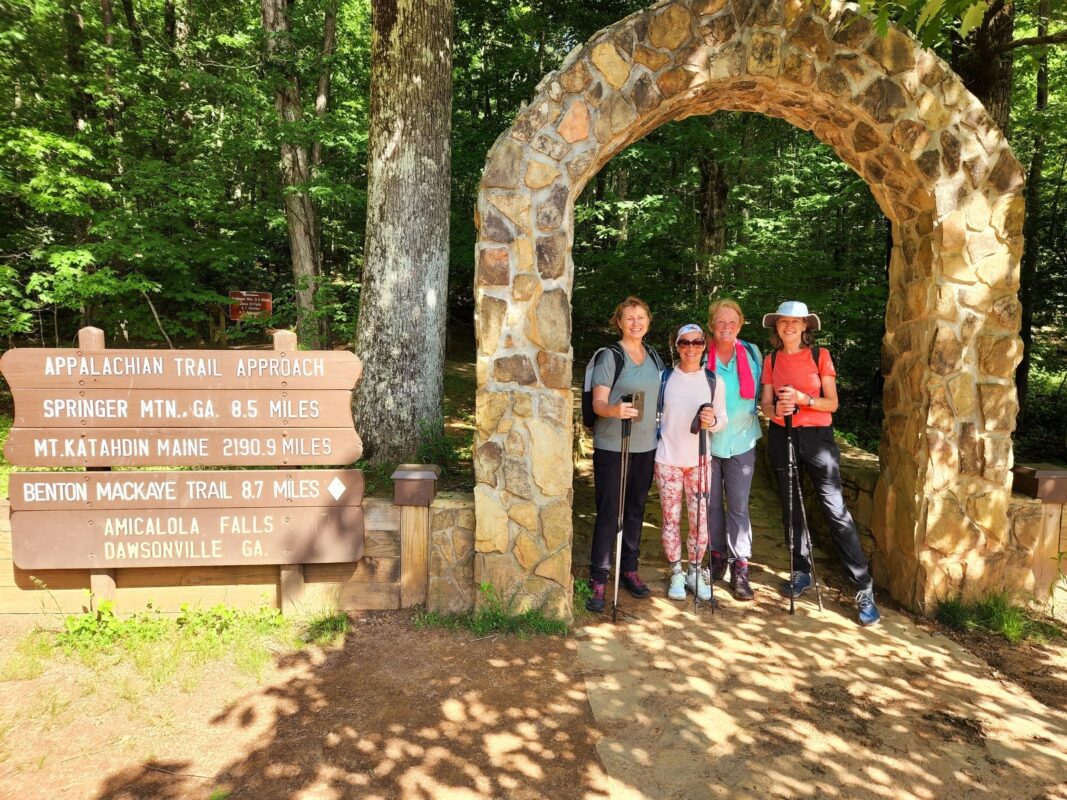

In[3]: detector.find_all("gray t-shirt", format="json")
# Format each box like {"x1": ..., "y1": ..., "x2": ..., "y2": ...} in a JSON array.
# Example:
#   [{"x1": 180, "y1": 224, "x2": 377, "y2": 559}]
[{"x1": 591, "y1": 345, "x2": 662, "y2": 453}]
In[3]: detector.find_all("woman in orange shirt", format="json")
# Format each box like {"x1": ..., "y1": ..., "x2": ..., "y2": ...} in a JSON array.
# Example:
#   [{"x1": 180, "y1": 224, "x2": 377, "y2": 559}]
[{"x1": 758, "y1": 301, "x2": 880, "y2": 627}]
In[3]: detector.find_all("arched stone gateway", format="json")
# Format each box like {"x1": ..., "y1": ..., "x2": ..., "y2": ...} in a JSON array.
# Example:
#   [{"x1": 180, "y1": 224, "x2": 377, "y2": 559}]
[{"x1": 473, "y1": 0, "x2": 1026, "y2": 619}]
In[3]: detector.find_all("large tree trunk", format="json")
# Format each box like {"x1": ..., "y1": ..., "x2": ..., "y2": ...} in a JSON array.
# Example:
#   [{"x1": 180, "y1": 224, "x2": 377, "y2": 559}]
[
  {"x1": 953, "y1": 0, "x2": 1015, "y2": 133},
  {"x1": 1016, "y1": 0, "x2": 1050, "y2": 415},
  {"x1": 261, "y1": 0, "x2": 324, "y2": 348},
  {"x1": 354, "y1": 0, "x2": 453, "y2": 465}
]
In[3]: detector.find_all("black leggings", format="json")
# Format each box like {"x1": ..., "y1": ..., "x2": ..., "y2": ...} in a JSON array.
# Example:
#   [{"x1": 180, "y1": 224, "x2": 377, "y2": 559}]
[
  {"x1": 768, "y1": 424, "x2": 872, "y2": 590},
  {"x1": 589, "y1": 448, "x2": 656, "y2": 583}
]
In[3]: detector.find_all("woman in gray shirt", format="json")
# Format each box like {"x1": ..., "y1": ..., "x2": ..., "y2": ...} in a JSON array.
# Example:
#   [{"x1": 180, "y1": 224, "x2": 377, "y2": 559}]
[{"x1": 586, "y1": 296, "x2": 664, "y2": 613}]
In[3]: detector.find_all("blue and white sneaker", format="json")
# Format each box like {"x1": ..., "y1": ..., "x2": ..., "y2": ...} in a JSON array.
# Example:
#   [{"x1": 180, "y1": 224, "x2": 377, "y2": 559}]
[
  {"x1": 780, "y1": 571, "x2": 813, "y2": 599},
  {"x1": 855, "y1": 586, "x2": 881, "y2": 627},
  {"x1": 686, "y1": 566, "x2": 712, "y2": 601},
  {"x1": 667, "y1": 571, "x2": 686, "y2": 601}
]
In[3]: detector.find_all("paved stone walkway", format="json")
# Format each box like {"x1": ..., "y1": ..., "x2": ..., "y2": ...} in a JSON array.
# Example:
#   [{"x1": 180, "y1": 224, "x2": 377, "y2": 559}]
[{"x1": 574, "y1": 469, "x2": 1067, "y2": 799}]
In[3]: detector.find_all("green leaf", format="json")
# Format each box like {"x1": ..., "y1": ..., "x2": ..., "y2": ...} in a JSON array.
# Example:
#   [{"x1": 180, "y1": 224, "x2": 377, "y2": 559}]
[{"x1": 959, "y1": 1, "x2": 989, "y2": 39}]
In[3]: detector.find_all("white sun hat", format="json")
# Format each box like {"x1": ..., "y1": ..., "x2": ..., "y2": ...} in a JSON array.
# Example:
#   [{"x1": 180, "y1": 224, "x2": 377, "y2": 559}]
[{"x1": 762, "y1": 301, "x2": 821, "y2": 331}]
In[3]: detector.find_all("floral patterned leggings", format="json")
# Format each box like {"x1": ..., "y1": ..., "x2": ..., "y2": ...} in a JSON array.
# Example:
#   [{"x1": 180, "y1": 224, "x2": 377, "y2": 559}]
[{"x1": 654, "y1": 462, "x2": 710, "y2": 565}]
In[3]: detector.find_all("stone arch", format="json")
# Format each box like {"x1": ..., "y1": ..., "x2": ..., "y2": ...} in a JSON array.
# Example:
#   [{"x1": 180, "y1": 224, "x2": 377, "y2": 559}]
[{"x1": 473, "y1": 0, "x2": 1025, "y2": 618}]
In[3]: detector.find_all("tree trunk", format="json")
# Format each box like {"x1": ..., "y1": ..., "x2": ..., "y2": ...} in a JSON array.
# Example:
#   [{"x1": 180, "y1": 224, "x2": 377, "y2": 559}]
[
  {"x1": 312, "y1": 0, "x2": 338, "y2": 171},
  {"x1": 953, "y1": 0, "x2": 1015, "y2": 134},
  {"x1": 120, "y1": 0, "x2": 143, "y2": 60},
  {"x1": 261, "y1": 0, "x2": 324, "y2": 348},
  {"x1": 63, "y1": 0, "x2": 91, "y2": 133},
  {"x1": 1016, "y1": 0, "x2": 1050, "y2": 416},
  {"x1": 354, "y1": 0, "x2": 453, "y2": 465},
  {"x1": 99, "y1": 0, "x2": 116, "y2": 137}
]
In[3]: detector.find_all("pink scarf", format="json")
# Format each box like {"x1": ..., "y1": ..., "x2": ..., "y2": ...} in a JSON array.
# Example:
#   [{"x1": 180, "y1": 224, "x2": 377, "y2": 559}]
[{"x1": 713, "y1": 342, "x2": 756, "y2": 400}]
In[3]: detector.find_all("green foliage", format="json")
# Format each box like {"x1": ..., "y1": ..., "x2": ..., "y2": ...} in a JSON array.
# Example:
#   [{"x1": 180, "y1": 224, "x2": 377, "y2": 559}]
[
  {"x1": 412, "y1": 582, "x2": 569, "y2": 638},
  {"x1": 416, "y1": 416, "x2": 465, "y2": 477},
  {"x1": 573, "y1": 577, "x2": 594, "y2": 617},
  {"x1": 298, "y1": 610, "x2": 351, "y2": 646},
  {"x1": 49, "y1": 601, "x2": 290, "y2": 686},
  {"x1": 936, "y1": 592, "x2": 1064, "y2": 644}
]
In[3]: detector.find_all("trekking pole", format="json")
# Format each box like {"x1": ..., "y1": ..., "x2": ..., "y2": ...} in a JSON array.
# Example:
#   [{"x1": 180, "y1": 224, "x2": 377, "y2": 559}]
[
  {"x1": 612, "y1": 399, "x2": 633, "y2": 624},
  {"x1": 784, "y1": 405, "x2": 796, "y2": 616},
  {"x1": 791, "y1": 437, "x2": 824, "y2": 612},
  {"x1": 691, "y1": 404, "x2": 714, "y2": 613}
]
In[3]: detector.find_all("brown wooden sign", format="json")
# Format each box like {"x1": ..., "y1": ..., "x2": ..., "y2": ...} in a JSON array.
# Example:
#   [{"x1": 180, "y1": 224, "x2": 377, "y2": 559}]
[
  {"x1": 0, "y1": 348, "x2": 361, "y2": 390},
  {"x1": 9, "y1": 469, "x2": 365, "y2": 511},
  {"x1": 11, "y1": 506, "x2": 363, "y2": 569},
  {"x1": 4, "y1": 428, "x2": 362, "y2": 467},
  {"x1": 12, "y1": 389, "x2": 353, "y2": 428},
  {"x1": 0, "y1": 329, "x2": 364, "y2": 467}
]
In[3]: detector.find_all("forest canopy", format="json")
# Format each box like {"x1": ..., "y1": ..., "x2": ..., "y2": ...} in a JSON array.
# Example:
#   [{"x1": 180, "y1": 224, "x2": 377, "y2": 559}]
[{"x1": 0, "y1": 0, "x2": 1064, "y2": 462}]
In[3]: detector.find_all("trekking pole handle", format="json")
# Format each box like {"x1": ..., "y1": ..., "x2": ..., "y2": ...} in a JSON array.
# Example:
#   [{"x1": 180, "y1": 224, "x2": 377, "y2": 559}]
[
  {"x1": 690, "y1": 402, "x2": 715, "y2": 434},
  {"x1": 777, "y1": 384, "x2": 797, "y2": 421},
  {"x1": 620, "y1": 393, "x2": 634, "y2": 436}
]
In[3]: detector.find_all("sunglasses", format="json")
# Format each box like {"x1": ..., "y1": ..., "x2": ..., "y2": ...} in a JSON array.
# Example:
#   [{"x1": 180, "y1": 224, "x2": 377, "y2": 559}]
[{"x1": 677, "y1": 339, "x2": 705, "y2": 348}]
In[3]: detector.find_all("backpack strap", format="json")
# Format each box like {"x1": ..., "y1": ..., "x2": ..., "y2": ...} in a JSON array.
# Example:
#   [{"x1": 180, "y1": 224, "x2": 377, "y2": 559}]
[
  {"x1": 810, "y1": 345, "x2": 822, "y2": 397},
  {"x1": 645, "y1": 343, "x2": 665, "y2": 372},
  {"x1": 740, "y1": 340, "x2": 760, "y2": 412},
  {"x1": 605, "y1": 343, "x2": 625, "y2": 391},
  {"x1": 655, "y1": 367, "x2": 673, "y2": 441}
]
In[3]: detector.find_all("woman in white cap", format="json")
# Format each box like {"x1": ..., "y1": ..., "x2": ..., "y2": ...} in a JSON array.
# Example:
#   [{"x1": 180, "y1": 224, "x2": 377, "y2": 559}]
[
  {"x1": 758, "y1": 301, "x2": 880, "y2": 626},
  {"x1": 654, "y1": 323, "x2": 726, "y2": 601}
]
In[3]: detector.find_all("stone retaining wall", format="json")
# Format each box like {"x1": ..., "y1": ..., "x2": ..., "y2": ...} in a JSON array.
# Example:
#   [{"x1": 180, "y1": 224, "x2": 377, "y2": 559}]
[
  {"x1": 428, "y1": 492, "x2": 477, "y2": 614},
  {"x1": 771, "y1": 438, "x2": 1067, "y2": 606}
]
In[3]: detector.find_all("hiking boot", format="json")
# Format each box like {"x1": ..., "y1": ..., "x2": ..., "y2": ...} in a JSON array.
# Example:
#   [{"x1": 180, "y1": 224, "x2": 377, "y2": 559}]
[
  {"x1": 730, "y1": 561, "x2": 754, "y2": 601},
  {"x1": 586, "y1": 579, "x2": 606, "y2": 613},
  {"x1": 621, "y1": 570, "x2": 651, "y2": 599},
  {"x1": 780, "y1": 571, "x2": 812, "y2": 599},
  {"x1": 686, "y1": 566, "x2": 712, "y2": 602},
  {"x1": 855, "y1": 586, "x2": 881, "y2": 627},
  {"x1": 710, "y1": 552, "x2": 728, "y2": 583},
  {"x1": 667, "y1": 571, "x2": 686, "y2": 601}
]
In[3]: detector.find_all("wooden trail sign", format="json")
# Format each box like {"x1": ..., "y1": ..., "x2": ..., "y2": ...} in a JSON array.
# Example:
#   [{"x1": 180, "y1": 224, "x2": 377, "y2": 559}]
[
  {"x1": 1, "y1": 328, "x2": 372, "y2": 583},
  {"x1": 0, "y1": 330, "x2": 364, "y2": 467},
  {"x1": 11, "y1": 505, "x2": 364, "y2": 569},
  {"x1": 10, "y1": 469, "x2": 366, "y2": 569},
  {"x1": 9, "y1": 469, "x2": 365, "y2": 511}
]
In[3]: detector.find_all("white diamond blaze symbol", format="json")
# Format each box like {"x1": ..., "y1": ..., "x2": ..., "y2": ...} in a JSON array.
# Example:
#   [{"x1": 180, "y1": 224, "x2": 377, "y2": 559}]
[{"x1": 327, "y1": 477, "x2": 346, "y2": 500}]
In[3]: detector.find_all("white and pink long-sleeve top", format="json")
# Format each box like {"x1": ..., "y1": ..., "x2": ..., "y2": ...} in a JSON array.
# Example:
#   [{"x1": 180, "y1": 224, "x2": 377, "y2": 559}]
[{"x1": 654, "y1": 367, "x2": 727, "y2": 468}]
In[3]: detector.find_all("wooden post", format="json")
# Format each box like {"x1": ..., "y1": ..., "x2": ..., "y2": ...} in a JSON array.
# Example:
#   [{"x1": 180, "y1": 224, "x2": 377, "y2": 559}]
[
  {"x1": 273, "y1": 329, "x2": 306, "y2": 615},
  {"x1": 79, "y1": 327, "x2": 117, "y2": 611},
  {"x1": 393, "y1": 464, "x2": 439, "y2": 607}
]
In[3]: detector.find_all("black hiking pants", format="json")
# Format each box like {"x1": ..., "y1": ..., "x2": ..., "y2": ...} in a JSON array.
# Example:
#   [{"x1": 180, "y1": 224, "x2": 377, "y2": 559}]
[
  {"x1": 768, "y1": 424, "x2": 872, "y2": 590},
  {"x1": 589, "y1": 447, "x2": 656, "y2": 584}
]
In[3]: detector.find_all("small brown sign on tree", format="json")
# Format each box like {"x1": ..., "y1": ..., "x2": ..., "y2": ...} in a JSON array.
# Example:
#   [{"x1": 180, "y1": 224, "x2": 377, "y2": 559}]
[{"x1": 229, "y1": 291, "x2": 273, "y2": 321}]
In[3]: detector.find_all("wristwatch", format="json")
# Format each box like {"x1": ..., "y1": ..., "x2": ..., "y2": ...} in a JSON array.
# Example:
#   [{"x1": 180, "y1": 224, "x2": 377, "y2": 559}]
[{"x1": 807, "y1": 394, "x2": 815, "y2": 407}]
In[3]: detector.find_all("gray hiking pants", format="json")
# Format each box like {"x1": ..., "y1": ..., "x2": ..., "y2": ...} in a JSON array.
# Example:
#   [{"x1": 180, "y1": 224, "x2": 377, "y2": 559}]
[{"x1": 708, "y1": 447, "x2": 756, "y2": 562}]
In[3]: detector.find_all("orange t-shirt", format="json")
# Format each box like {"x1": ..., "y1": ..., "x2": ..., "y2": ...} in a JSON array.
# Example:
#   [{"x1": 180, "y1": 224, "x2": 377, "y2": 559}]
[{"x1": 761, "y1": 348, "x2": 836, "y2": 428}]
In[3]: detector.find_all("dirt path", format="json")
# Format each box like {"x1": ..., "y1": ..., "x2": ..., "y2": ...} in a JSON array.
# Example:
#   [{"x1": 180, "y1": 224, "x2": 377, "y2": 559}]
[
  {"x1": 573, "y1": 461, "x2": 1067, "y2": 799},
  {"x1": 0, "y1": 458, "x2": 1064, "y2": 798}
]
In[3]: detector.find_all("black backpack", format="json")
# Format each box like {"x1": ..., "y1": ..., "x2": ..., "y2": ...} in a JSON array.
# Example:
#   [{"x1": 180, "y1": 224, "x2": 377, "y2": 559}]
[{"x1": 580, "y1": 343, "x2": 665, "y2": 429}]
